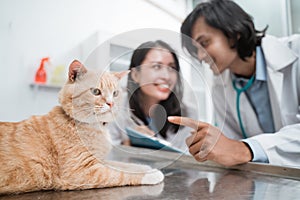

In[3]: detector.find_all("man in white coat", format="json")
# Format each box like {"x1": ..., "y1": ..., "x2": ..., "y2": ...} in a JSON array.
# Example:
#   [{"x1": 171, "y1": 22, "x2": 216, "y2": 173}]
[{"x1": 168, "y1": 0, "x2": 300, "y2": 167}]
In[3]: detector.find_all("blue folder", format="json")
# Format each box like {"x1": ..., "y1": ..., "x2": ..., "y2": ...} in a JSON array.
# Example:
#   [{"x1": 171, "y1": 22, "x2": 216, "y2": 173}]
[{"x1": 125, "y1": 127, "x2": 185, "y2": 153}]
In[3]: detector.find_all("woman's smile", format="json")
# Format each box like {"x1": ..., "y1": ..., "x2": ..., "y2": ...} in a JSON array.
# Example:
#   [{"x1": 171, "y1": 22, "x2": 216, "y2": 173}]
[{"x1": 154, "y1": 83, "x2": 170, "y2": 93}]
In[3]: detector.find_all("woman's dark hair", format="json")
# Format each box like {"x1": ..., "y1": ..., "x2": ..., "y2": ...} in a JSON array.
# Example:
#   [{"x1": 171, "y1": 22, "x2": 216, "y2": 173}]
[
  {"x1": 181, "y1": 0, "x2": 268, "y2": 60},
  {"x1": 127, "y1": 40, "x2": 184, "y2": 138}
]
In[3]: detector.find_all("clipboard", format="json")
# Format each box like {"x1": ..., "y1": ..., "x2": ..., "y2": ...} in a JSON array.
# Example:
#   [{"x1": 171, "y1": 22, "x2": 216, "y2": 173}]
[{"x1": 125, "y1": 127, "x2": 185, "y2": 153}]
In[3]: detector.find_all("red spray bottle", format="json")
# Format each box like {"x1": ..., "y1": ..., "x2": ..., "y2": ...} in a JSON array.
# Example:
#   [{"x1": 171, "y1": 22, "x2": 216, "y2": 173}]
[{"x1": 34, "y1": 57, "x2": 50, "y2": 84}]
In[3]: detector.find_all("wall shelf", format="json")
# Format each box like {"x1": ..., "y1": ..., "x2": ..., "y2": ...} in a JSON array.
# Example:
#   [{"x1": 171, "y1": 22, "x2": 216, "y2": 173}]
[{"x1": 29, "y1": 83, "x2": 62, "y2": 92}]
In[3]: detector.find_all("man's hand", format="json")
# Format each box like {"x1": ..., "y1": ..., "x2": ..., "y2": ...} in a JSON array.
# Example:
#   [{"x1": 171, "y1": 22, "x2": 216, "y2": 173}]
[{"x1": 168, "y1": 116, "x2": 252, "y2": 166}]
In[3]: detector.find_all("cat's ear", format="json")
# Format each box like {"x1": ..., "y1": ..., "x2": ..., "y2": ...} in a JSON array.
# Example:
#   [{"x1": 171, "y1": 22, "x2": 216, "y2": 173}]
[
  {"x1": 113, "y1": 70, "x2": 130, "y2": 80},
  {"x1": 68, "y1": 60, "x2": 88, "y2": 82}
]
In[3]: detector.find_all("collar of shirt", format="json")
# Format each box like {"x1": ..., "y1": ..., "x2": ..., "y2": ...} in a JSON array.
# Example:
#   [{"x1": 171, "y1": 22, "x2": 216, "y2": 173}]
[
  {"x1": 232, "y1": 46, "x2": 267, "y2": 82},
  {"x1": 255, "y1": 46, "x2": 267, "y2": 81}
]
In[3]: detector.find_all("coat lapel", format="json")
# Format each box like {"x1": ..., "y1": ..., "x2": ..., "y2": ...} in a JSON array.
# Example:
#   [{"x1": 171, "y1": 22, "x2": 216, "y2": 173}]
[
  {"x1": 262, "y1": 35, "x2": 298, "y2": 130},
  {"x1": 221, "y1": 70, "x2": 263, "y2": 137},
  {"x1": 267, "y1": 68, "x2": 283, "y2": 130}
]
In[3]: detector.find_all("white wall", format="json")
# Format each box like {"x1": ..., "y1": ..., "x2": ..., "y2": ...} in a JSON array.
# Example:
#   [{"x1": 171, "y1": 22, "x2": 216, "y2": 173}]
[
  {"x1": 234, "y1": 0, "x2": 285, "y2": 37},
  {"x1": 1, "y1": 0, "x2": 295, "y2": 122},
  {"x1": 0, "y1": 0, "x2": 185, "y2": 121},
  {"x1": 290, "y1": 0, "x2": 300, "y2": 34}
]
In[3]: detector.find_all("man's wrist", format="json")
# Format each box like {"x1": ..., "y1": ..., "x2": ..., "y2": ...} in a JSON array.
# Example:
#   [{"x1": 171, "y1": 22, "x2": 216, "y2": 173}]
[
  {"x1": 231, "y1": 140, "x2": 253, "y2": 164},
  {"x1": 242, "y1": 141, "x2": 254, "y2": 161}
]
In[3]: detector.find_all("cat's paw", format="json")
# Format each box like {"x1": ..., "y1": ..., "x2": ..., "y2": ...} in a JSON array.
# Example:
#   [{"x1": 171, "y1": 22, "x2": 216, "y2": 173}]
[{"x1": 141, "y1": 169, "x2": 164, "y2": 185}]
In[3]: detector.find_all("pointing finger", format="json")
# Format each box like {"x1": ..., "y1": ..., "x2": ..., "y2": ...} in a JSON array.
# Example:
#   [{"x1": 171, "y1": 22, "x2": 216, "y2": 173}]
[{"x1": 168, "y1": 116, "x2": 206, "y2": 130}]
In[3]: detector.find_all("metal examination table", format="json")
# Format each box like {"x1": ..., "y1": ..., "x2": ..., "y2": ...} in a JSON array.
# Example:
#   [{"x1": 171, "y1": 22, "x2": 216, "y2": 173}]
[{"x1": 1, "y1": 145, "x2": 300, "y2": 200}]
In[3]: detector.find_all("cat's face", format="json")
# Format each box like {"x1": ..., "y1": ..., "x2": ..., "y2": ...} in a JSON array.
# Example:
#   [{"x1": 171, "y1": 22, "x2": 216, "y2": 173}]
[{"x1": 59, "y1": 60, "x2": 128, "y2": 124}]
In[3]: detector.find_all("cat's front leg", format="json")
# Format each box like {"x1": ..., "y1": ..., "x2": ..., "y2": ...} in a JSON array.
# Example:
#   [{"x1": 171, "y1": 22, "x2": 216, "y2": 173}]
[
  {"x1": 103, "y1": 160, "x2": 164, "y2": 185},
  {"x1": 58, "y1": 160, "x2": 164, "y2": 190},
  {"x1": 103, "y1": 160, "x2": 152, "y2": 172}
]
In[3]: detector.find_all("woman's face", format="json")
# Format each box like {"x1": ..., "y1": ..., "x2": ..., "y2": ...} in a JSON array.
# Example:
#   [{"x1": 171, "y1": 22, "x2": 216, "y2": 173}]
[
  {"x1": 191, "y1": 17, "x2": 239, "y2": 75},
  {"x1": 131, "y1": 48, "x2": 178, "y2": 103}
]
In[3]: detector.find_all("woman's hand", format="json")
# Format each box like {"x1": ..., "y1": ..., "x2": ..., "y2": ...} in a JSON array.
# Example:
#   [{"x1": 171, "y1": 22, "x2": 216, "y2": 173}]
[
  {"x1": 168, "y1": 116, "x2": 252, "y2": 166},
  {"x1": 135, "y1": 125, "x2": 156, "y2": 137},
  {"x1": 123, "y1": 125, "x2": 155, "y2": 146}
]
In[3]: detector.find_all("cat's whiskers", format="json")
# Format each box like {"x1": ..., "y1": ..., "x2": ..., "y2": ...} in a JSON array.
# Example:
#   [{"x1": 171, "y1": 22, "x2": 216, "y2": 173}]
[
  {"x1": 94, "y1": 105, "x2": 104, "y2": 109},
  {"x1": 73, "y1": 112, "x2": 101, "y2": 125},
  {"x1": 72, "y1": 107, "x2": 93, "y2": 115},
  {"x1": 94, "y1": 115, "x2": 109, "y2": 126},
  {"x1": 113, "y1": 106, "x2": 133, "y2": 113}
]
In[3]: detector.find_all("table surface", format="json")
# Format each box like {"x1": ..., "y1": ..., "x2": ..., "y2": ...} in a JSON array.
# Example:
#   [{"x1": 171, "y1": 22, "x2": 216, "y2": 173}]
[{"x1": 1, "y1": 145, "x2": 300, "y2": 200}]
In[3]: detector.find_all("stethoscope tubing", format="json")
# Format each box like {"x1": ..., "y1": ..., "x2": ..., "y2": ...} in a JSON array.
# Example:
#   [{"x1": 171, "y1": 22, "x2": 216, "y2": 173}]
[{"x1": 232, "y1": 75, "x2": 255, "y2": 139}]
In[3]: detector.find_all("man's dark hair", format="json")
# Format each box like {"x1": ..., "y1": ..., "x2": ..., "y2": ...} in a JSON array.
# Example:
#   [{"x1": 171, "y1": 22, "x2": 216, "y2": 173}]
[{"x1": 181, "y1": 0, "x2": 267, "y2": 60}]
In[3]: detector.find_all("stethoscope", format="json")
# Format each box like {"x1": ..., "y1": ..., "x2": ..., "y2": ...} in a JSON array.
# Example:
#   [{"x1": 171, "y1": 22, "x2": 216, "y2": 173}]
[{"x1": 232, "y1": 75, "x2": 255, "y2": 139}]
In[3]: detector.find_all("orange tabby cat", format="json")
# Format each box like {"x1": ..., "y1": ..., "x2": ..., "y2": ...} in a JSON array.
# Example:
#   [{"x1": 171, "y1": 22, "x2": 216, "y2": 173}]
[{"x1": 0, "y1": 60, "x2": 164, "y2": 195}]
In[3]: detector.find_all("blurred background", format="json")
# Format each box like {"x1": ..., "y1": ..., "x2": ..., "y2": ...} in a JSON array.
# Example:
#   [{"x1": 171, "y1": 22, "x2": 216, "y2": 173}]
[{"x1": 0, "y1": 0, "x2": 299, "y2": 122}]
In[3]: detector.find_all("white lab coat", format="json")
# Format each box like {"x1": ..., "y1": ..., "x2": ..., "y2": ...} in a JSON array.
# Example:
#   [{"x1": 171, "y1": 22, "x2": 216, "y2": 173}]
[{"x1": 213, "y1": 34, "x2": 300, "y2": 167}]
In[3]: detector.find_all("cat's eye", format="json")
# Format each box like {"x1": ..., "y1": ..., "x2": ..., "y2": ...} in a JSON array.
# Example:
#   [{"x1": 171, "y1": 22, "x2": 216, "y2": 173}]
[
  {"x1": 113, "y1": 90, "x2": 119, "y2": 97},
  {"x1": 90, "y1": 88, "x2": 101, "y2": 96}
]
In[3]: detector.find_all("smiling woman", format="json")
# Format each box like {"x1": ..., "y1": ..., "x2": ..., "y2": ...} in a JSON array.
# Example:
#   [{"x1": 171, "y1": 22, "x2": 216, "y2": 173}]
[
  {"x1": 130, "y1": 48, "x2": 178, "y2": 104},
  {"x1": 110, "y1": 40, "x2": 197, "y2": 150}
]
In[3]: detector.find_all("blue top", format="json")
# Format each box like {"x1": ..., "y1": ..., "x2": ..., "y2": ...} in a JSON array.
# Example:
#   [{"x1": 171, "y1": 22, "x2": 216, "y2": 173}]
[{"x1": 235, "y1": 47, "x2": 275, "y2": 162}]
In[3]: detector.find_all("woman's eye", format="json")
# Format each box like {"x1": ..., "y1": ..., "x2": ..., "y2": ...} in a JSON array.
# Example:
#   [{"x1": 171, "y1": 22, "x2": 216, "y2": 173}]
[
  {"x1": 167, "y1": 66, "x2": 176, "y2": 72},
  {"x1": 90, "y1": 88, "x2": 101, "y2": 96},
  {"x1": 152, "y1": 64, "x2": 161, "y2": 70},
  {"x1": 113, "y1": 90, "x2": 119, "y2": 97}
]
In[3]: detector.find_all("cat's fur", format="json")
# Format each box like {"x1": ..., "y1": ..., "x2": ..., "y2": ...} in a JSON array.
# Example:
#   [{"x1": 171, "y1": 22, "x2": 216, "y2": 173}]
[{"x1": 0, "y1": 60, "x2": 164, "y2": 195}]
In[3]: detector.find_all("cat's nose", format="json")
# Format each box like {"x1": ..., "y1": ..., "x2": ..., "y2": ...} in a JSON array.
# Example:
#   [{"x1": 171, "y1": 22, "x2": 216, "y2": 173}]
[{"x1": 106, "y1": 102, "x2": 114, "y2": 108}]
